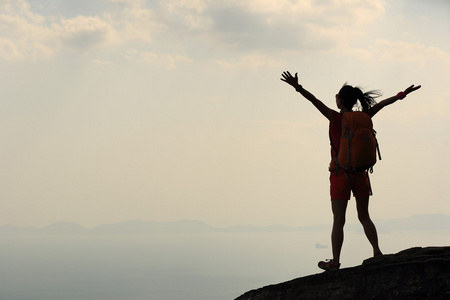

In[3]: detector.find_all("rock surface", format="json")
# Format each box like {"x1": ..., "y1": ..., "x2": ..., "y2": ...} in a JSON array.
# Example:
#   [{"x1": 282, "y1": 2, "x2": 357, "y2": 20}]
[{"x1": 235, "y1": 246, "x2": 450, "y2": 300}]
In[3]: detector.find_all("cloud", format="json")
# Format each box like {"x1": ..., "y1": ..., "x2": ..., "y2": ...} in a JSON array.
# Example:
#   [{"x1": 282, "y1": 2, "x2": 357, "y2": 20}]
[
  {"x1": 137, "y1": 0, "x2": 387, "y2": 53},
  {"x1": 0, "y1": 37, "x2": 23, "y2": 60},
  {"x1": 0, "y1": 0, "x2": 388, "y2": 61},
  {"x1": 56, "y1": 15, "x2": 120, "y2": 50},
  {"x1": 0, "y1": 0, "x2": 120, "y2": 59},
  {"x1": 0, "y1": 0, "x2": 43, "y2": 22},
  {"x1": 169, "y1": 0, "x2": 386, "y2": 52},
  {"x1": 0, "y1": 0, "x2": 56, "y2": 59},
  {"x1": 216, "y1": 54, "x2": 285, "y2": 69},
  {"x1": 345, "y1": 39, "x2": 450, "y2": 65},
  {"x1": 160, "y1": 0, "x2": 209, "y2": 30},
  {"x1": 103, "y1": 0, "x2": 160, "y2": 41},
  {"x1": 104, "y1": 0, "x2": 145, "y2": 4},
  {"x1": 125, "y1": 49, "x2": 193, "y2": 69},
  {"x1": 0, "y1": 0, "x2": 150, "y2": 60}
]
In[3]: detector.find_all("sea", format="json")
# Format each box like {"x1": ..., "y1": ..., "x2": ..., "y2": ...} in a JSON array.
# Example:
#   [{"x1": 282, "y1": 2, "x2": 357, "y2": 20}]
[{"x1": 0, "y1": 229, "x2": 448, "y2": 300}]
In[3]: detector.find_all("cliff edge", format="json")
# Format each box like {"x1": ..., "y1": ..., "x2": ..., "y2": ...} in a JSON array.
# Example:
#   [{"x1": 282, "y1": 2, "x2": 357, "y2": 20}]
[{"x1": 235, "y1": 246, "x2": 450, "y2": 300}]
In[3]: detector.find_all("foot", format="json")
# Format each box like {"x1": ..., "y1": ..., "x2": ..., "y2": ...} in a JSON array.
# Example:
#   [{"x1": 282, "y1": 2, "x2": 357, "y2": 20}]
[{"x1": 318, "y1": 259, "x2": 340, "y2": 271}]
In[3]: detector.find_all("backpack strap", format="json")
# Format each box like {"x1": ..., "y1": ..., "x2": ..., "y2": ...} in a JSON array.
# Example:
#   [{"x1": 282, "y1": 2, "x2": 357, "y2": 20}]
[
  {"x1": 366, "y1": 171, "x2": 373, "y2": 196},
  {"x1": 373, "y1": 129, "x2": 382, "y2": 161},
  {"x1": 344, "y1": 170, "x2": 374, "y2": 196},
  {"x1": 329, "y1": 124, "x2": 341, "y2": 176},
  {"x1": 342, "y1": 125, "x2": 354, "y2": 170}
]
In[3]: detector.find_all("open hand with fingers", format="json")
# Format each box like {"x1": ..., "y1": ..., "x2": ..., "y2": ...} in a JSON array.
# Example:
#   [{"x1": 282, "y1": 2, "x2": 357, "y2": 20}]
[
  {"x1": 397, "y1": 84, "x2": 421, "y2": 100},
  {"x1": 281, "y1": 71, "x2": 300, "y2": 89},
  {"x1": 404, "y1": 84, "x2": 421, "y2": 96}
]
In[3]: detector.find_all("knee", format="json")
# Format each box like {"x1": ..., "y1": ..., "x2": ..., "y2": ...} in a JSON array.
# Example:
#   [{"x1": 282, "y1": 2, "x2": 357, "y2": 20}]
[{"x1": 333, "y1": 216, "x2": 346, "y2": 227}]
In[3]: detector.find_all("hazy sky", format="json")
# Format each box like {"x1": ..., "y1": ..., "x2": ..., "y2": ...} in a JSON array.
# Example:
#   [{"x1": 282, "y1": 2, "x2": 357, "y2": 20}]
[{"x1": 0, "y1": 0, "x2": 449, "y2": 228}]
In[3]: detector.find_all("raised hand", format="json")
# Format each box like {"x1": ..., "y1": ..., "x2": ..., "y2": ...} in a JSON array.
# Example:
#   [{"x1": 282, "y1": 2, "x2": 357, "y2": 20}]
[
  {"x1": 404, "y1": 84, "x2": 421, "y2": 96},
  {"x1": 281, "y1": 71, "x2": 299, "y2": 88}
]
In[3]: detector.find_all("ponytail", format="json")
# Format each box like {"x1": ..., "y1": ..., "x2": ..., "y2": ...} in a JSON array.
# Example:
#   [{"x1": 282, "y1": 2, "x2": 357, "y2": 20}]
[
  {"x1": 339, "y1": 84, "x2": 381, "y2": 112},
  {"x1": 358, "y1": 88, "x2": 381, "y2": 112}
]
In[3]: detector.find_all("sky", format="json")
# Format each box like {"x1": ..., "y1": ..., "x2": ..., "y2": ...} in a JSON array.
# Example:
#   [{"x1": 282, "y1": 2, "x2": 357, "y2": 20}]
[{"x1": 0, "y1": 0, "x2": 449, "y2": 228}]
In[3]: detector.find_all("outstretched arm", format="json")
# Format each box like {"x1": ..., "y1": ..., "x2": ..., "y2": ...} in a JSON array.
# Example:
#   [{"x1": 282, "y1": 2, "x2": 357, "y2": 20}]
[
  {"x1": 281, "y1": 71, "x2": 333, "y2": 121},
  {"x1": 369, "y1": 85, "x2": 421, "y2": 117}
]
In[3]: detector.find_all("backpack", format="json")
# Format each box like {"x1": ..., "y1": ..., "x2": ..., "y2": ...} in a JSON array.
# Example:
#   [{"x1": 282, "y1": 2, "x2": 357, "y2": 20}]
[{"x1": 331, "y1": 112, "x2": 381, "y2": 173}]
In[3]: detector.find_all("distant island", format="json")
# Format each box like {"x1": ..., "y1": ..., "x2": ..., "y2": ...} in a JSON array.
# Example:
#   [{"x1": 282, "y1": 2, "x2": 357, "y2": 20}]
[{"x1": 1, "y1": 214, "x2": 449, "y2": 235}]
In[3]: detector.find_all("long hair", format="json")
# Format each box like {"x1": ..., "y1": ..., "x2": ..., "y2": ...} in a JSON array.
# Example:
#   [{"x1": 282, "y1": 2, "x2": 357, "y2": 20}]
[{"x1": 338, "y1": 84, "x2": 382, "y2": 112}]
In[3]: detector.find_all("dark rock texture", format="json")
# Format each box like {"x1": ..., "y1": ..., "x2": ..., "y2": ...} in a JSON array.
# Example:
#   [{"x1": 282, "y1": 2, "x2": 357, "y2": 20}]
[{"x1": 235, "y1": 246, "x2": 450, "y2": 300}]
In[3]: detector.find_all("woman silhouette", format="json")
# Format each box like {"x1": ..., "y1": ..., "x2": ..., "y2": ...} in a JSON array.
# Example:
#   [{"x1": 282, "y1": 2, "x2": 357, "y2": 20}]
[{"x1": 281, "y1": 71, "x2": 420, "y2": 271}]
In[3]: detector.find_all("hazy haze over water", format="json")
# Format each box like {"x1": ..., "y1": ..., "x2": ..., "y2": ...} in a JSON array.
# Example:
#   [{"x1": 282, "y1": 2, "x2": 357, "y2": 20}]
[{"x1": 1, "y1": 217, "x2": 449, "y2": 300}]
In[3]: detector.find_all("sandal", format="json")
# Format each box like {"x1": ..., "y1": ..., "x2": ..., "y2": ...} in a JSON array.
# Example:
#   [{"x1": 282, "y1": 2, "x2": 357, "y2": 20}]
[{"x1": 318, "y1": 259, "x2": 340, "y2": 271}]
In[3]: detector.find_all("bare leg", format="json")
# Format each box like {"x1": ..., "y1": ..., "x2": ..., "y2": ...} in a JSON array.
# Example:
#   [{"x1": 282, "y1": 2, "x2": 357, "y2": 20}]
[
  {"x1": 331, "y1": 199, "x2": 348, "y2": 264},
  {"x1": 356, "y1": 196, "x2": 382, "y2": 256}
]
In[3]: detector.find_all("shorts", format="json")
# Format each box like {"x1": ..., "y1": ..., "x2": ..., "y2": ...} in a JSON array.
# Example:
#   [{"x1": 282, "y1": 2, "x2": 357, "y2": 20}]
[{"x1": 330, "y1": 170, "x2": 371, "y2": 200}]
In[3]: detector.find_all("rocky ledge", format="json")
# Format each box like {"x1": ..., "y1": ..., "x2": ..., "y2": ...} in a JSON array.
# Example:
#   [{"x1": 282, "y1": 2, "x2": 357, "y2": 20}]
[{"x1": 235, "y1": 246, "x2": 450, "y2": 300}]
